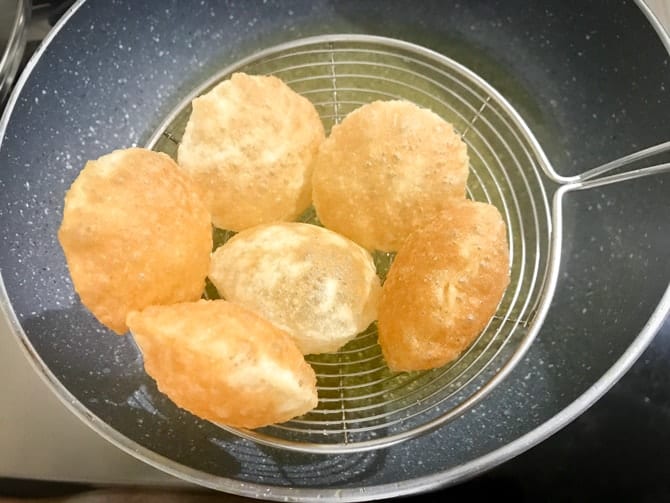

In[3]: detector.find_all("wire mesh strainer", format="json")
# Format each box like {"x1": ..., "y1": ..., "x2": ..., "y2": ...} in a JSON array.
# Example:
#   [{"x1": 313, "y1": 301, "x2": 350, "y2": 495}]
[{"x1": 146, "y1": 35, "x2": 669, "y2": 454}]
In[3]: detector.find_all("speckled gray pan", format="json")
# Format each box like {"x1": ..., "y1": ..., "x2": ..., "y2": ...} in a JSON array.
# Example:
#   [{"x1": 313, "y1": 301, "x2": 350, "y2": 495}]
[{"x1": 0, "y1": 0, "x2": 669, "y2": 501}]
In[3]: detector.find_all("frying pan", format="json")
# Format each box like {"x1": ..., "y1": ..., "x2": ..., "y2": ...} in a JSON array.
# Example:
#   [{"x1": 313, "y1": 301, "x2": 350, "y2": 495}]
[{"x1": 1, "y1": 0, "x2": 669, "y2": 500}]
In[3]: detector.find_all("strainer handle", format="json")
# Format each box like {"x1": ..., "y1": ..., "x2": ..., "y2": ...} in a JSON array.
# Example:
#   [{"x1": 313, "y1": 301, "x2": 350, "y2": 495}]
[
  {"x1": 571, "y1": 162, "x2": 670, "y2": 191},
  {"x1": 571, "y1": 140, "x2": 670, "y2": 187}
]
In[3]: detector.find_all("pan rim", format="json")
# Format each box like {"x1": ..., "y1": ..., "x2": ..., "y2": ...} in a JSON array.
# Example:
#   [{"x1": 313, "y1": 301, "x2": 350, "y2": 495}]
[{"x1": 0, "y1": 0, "x2": 668, "y2": 500}]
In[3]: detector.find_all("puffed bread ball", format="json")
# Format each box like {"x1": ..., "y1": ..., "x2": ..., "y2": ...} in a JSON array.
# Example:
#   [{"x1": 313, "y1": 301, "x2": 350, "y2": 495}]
[
  {"x1": 177, "y1": 72, "x2": 325, "y2": 231},
  {"x1": 58, "y1": 148, "x2": 212, "y2": 334},
  {"x1": 127, "y1": 300, "x2": 318, "y2": 429},
  {"x1": 208, "y1": 222, "x2": 381, "y2": 355},
  {"x1": 378, "y1": 200, "x2": 510, "y2": 371},
  {"x1": 312, "y1": 100, "x2": 469, "y2": 252}
]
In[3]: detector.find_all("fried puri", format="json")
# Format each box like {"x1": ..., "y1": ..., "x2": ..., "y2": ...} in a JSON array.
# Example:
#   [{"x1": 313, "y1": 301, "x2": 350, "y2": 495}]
[
  {"x1": 126, "y1": 300, "x2": 318, "y2": 428},
  {"x1": 208, "y1": 222, "x2": 381, "y2": 355},
  {"x1": 177, "y1": 72, "x2": 325, "y2": 231},
  {"x1": 57, "y1": 148, "x2": 212, "y2": 334},
  {"x1": 312, "y1": 100, "x2": 469, "y2": 252},
  {"x1": 378, "y1": 200, "x2": 510, "y2": 371}
]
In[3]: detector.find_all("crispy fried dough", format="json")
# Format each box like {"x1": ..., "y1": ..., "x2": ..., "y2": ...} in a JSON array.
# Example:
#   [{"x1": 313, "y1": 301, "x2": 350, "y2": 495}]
[
  {"x1": 209, "y1": 222, "x2": 381, "y2": 354},
  {"x1": 58, "y1": 148, "x2": 212, "y2": 334},
  {"x1": 127, "y1": 300, "x2": 318, "y2": 429},
  {"x1": 312, "y1": 100, "x2": 469, "y2": 252},
  {"x1": 378, "y1": 200, "x2": 510, "y2": 371},
  {"x1": 177, "y1": 72, "x2": 325, "y2": 231}
]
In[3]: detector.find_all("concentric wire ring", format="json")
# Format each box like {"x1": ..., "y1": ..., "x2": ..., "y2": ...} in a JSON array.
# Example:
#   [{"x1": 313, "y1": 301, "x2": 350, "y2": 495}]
[{"x1": 147, "y1": 35, "x2": 553, "y2": 453}]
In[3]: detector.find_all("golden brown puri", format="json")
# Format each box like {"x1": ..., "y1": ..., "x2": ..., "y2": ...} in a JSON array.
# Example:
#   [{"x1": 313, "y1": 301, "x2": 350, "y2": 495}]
[
  {"x1": 127, "y1": 300, "x2": 318, "y2": 429},
  {"x1": 177, "y1": 72, "x2": 325, "y2": 232},
  {"x1": 209, "y1": 222, "x2": 381, "y2": 355},
  {"x1": 378, "y1": 200, "x2": 510, "y2": 372},
  {"x1": 312, "y1": 100, "x2": 469, "y2": 252},
  {"x1": 58, "y1": 148, "x2": 212, "y2": 334}
]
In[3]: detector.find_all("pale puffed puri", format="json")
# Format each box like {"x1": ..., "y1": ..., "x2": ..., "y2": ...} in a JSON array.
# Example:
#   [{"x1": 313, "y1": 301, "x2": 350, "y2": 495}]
[
  {"x1": 378, "y1": 200, "x2": 510, "y2": 371},
  {"x1": 208, "y1": 222, "x2": 381, "y2": 355},
  {"x1": 177, "y1": 72, "x2": 326, "y2": 231},
  {"x1": 57, "y1": 148, "x2": 212, "y2": 334},
  {"x1": 312, "y1": 100, "x2": 469, "y2": 252},
  {"x1": 126, "y1": 300, "x2": 318, "y2": 429}
]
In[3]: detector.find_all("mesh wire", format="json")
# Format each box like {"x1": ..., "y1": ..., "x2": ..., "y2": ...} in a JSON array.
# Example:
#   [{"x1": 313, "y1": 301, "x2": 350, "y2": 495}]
[{"x1": 148, "y1": 36, "x2": 552, "y2": 453}]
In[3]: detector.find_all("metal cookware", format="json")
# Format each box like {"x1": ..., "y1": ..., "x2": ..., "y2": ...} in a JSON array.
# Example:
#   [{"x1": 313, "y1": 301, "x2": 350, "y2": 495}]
[
  {"x1": 0, "y1": 0, "x2": 668, "y2": 500},
  {"x1": 0, "y1": 0, "x2": 30, "y2": 103}
]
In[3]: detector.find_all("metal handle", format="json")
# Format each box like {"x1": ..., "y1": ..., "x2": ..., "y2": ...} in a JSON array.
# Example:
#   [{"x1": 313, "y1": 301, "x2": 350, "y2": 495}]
[
  {"x1": 572, "y1": 162, "x2": 670, "y2": 191},
  {"x1": 576, "y1": 140, "x2": 670, "y2": 185},
  {"x1": 554, "y1": 141, "x2": 670, "y2": 190}
]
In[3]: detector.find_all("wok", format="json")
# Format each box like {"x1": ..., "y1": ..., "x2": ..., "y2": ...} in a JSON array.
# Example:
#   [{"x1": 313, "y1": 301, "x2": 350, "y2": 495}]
[{"x1": 1, "y1": 0, "x2": 669, "y2": 500}]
